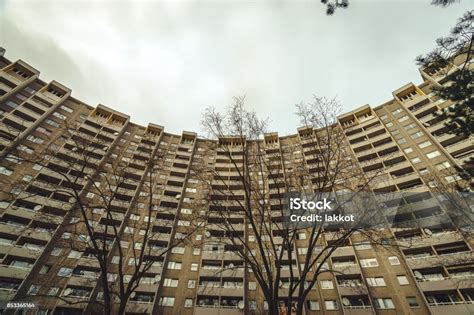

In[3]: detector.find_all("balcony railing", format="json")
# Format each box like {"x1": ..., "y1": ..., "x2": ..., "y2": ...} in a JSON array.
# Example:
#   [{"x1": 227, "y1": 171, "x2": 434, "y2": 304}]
[{"x1": 343, "y1": 305, "x2": 372, "y2": 309}]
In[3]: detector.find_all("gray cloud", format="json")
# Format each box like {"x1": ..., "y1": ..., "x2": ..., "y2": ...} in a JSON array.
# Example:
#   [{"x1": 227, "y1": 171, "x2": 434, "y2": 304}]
[{"x1": 1, "y1": 1, "x2": 471, "y2": 135}]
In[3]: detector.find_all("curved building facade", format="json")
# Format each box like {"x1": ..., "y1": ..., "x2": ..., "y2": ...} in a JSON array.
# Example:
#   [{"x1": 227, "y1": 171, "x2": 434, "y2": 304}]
[{"x1": 0, "y1": 49, "x2": 473, "y2": 315}]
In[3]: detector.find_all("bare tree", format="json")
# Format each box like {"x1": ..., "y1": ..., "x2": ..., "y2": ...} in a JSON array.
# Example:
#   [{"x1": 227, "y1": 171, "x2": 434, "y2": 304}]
[
  {"x1": 320, "y1": 0, "x2": 349, "y2": 15},
  {"x1": 197, "y1": 96, "x2": 393, "y2": 315},
  {"x1": 423, "y1": 166, "x2": 473, "y2": 236},
  {"x1": 1, "y1": 120, "x2": 202, "y2": 314},
  {"x1": 416, "y1": 10, "x2": 473, "y2": 139}
]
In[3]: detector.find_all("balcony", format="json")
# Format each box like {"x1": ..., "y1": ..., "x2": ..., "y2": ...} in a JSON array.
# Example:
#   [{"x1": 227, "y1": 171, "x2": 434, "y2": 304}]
[
  {"x1": 0, "y1": 264, "x2": 30, "y2": 279},
  {"x1": 0, "y1": 288, "x2": 17, "y2": 302},
  {"x1": 338, "y1": 284, "x2": 368, "y2": 296},
  {"x1": 407, "y1": 251, "x2": 474, "y2": 269},
  {"x1": 199, "y1": 268, "x2": 245, "y2": 278},
  {"x1": 68, "y1": 275, "x2": 97, "y2": 287},
  {"x1": 397, "y1": 231, "x2": 463, "y2": 248},
  {"x1": 429, "y1": 303, "x2": 474, "y2": 315},
  {"x1": 194, "y1": 307, "x2": 242, "y2": 315},
  {"x1": 332, "y1": 246, "x2": 355, "y2": 257},
  {"x1": 124, "y1": 302, "x2": 153, "y2": 314},
  {"x1": 201, "y1": 251, "x2": 241, "y2": 260},
  {"x1": 0, "y1": 243, "x2": 42, "y2": 260},
  {"x1": 341, "y1": 294, "x2": 373, "y2": 314},
  {"x1": 0, "y1": 71, "x2": 24, "y2": 85},
  {"x1": 332, "y1": 263, "x2": 361, "y2": 275},
  {"x1": 197, "y1": 285, "x2": 244, "y2": 297}
]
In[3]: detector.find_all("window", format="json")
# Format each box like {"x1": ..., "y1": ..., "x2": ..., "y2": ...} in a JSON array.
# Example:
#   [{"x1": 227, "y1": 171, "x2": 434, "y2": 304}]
[
  {"x1": 436, "y1": 161, "x2": 450, "y2": 170},
  {"x1": 67, "y1": 250, "x2": 82, "y2": 259},
  {"x1": 193, "y1": 248, "x2": 201, "y2": 255},
  {"x1": 426, "y1": 151, "x2": 441, "y2": 159},
  {"x1": 388, "y1": 256, "x2": 400, "y2": 265},
  {"x1": 297, "y1": 232, "x2": 306, "y2": 240},
  {"x1": 62, "y1": 233, "x2": 71, "y2": 239},
  {"x1": 36, "y1": 126, "x2": 52, "y2": 135},
  {"x1": 406, "y1": 296, "x2": 419, "y2": 308},
  {"x1": 184, "y1": 299, "x2": 193, "y2": 308},
  {"x1": 420, "y1": 168, "x2": 429, "y2": 175},
  {"x1": 32, "y1": 164, "x2": 42, "y2": 170},
  {"x1": 353, "y1": 242, "x2": 372, "y2": 250},
  {"x1": 320, "y1": 280, "x2": 334, "y2": 289},
  {"x1": 39, "y1": 265, "x2": 51, "y2": 275},
  {"x1": 386, "y1": 122, "x2": 393, "y2": 128},
  {"x1": 163, "y1": 278, "x2": 179, "y2": 287},
  {"x1": 419, "y1": 140, "x2": 432, "y2": 148},
  {"x1": 325, "y1": 300, "x2": 338, "y2": 310},
  {"x1": 308, "y1": 300, "x2": 320, "y2": 310},
  {"x1": 27, "y1": 135, "x2": 44, "y2": 144},
  {"x1": 78, "y1": 235, "x2": 90, "y2": 243},
  {"x1": 249, "y1": 282, "x2": 257, "y2": 290},
  {"x1": 445, "y1": 174, "x2": 462, "y2": 183},
  {"x1": 50, "y1": 247, "x2": 62, "y2": 256},
  {"x1": 171, "y1": 246, "x2": 185, "y2": 254},
  {"x1": 28, "y1": 284, "x2": 41, "y2": 295},
  {"x1": 411, "y1": 131, "x2": 423, "y2": 139},
  {"x1": 168, "y1": 261, "x2": 182, "y2": 270},
  {"x1": 190, "y1": 263, "x2": 198, "y2": 271},
  {"x1": 0, "y1": 167, "x2": 13, "y2": 176},
  {"x1": 45, "y1": 119, "x2": 60, "y2": 128},
  {"x1": 188, "y1": 280, "x2": 196, "y2": 288},
  {"x1": 5, "y1": 155, "x2": 21, "y2": 164},
  {"x1": 428, "y1": 181, "x2": 437, "y2": 188},
  {"x1": 159, "y1": 297, "x2": 175, "y2": 307},
  {"x1": 397, "y1": 275, "x2": 409, "y2": 285},
  {"x1": 360, "y1": 258, "x2": 379, "y2": 268},
  {"x1": 60, "y1": 105, "x2": 74, "y2": 113},
  {"x1": 53, "y1": 112, "x2": 66, "y2": 120},
  {"x1": 21, "y1": 175, "x2": 33, "y2": 182},
  {"x1": 374, "y1": 298, "x2": 395, "y2": 309},
  {"x1": 411, "y1": 157, "x2": 421, "y2": 164},
  {"x1": 134, "y1": 242, "x2": 143, "y2": 250},
  {"x1": 107, "y1": 273, "x2": 117, "y2": 282},
  {"x1": 57, "y1": 267, "x2": 73, "y2": 277},
  {"x1": 298, "y1": 248, "x2": 308, "y2": 255},
  {"x1": 181, "y1": 208, "x2": 192, "y2": 214},
  {"x1": 111, "y1": 256, "x2": 120, "y2": 264},
  {"x1": 367, "y1": 277, "x2": 386, "y2": 287},
  {"x1": 18, "y1": 144, "x2": 33, "y2": 154},
  {"x1": 399, "y1": 115, "x2": 409, "y2": 122},
  {"x1": 124, "y1": 226, "x2": 134, "y2": 234},
  {"x1": 47, "y1": 287, "x2": 59, "y2": 296},
  {"x1": 249, "y1": 300, "x2": 257, "y2": 310},
  {"x1": 404, "y1": 147, "x2": 413, "y2": 154},
  {"x1": 392, "y1": 108, "x2": 404, "y2": 115}
]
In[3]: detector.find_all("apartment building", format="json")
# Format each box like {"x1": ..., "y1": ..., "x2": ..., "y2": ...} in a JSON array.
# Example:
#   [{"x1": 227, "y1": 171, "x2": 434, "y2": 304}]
[{"x1": 0, "y1": 48, "x2": 473, "y2": 315}]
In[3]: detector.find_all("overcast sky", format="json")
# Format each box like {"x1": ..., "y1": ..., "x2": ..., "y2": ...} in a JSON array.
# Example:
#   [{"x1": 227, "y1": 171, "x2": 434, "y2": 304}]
[{"x1": 0, "y1": 0, "x2": 471, "y2": 135}]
